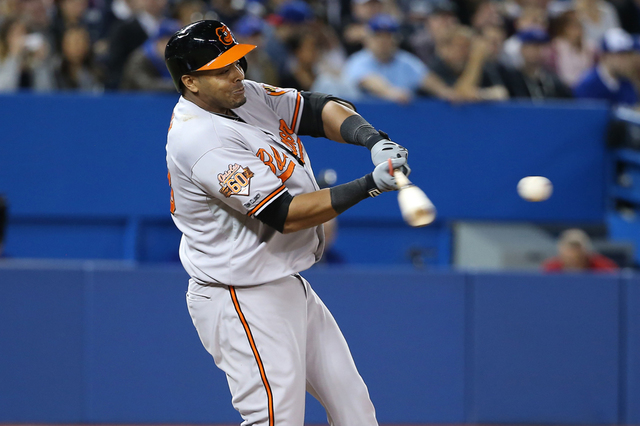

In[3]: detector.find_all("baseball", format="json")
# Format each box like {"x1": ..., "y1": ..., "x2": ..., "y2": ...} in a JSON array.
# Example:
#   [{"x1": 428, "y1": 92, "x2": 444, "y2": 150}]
[{"x1": 517, "y1": 176, "x2": 553, "y2": 202}]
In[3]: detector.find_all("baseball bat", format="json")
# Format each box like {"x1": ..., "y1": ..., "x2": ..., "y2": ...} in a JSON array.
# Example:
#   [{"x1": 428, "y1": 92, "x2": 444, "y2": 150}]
[{"x1": 390, "y1": 161, "x2": 436, "y2": 227}]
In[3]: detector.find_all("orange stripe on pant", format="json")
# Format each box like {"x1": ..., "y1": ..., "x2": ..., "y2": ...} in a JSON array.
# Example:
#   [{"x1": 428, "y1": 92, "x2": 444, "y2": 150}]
[{"x1": 229, "y1": 286, "x2": 275, "y2": 426}]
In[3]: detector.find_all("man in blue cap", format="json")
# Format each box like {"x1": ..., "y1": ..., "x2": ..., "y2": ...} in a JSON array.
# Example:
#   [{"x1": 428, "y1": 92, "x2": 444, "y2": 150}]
[
  {"x1": 343, "y1": 13, "x2": 458, "y2": 103},
  {"x1": 574, "y1": 28, "x2": 639, "y2": 105},
  {"x1": 504, "y1": 28, "x2": 572, "y2": 99}
]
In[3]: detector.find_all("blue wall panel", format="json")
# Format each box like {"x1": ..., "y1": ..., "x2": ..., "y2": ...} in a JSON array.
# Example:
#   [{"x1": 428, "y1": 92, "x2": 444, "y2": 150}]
[
  {"x1": 85, "y1": 266, "x2": 240, "y2": 423},
  {"x1": 470, "y1": 273, "x2": 620, "y2": 424},
  {"x1": 1, "y1": 263, "x2": 637, "y2": 424},
  {"x1": 327, "y1": 220, "x2": 450, "y2": 266},
  {"x1": 626, "y1": 277, "x2": 640, "y2": 424},
  {"x1": 7, "y1": 217, "x2": 127, "y2": 259},
  {"x1": 0, "y1": 93, "x2": 177, "y2": 217},
  {"x1": 302, "y1": 268, "x2": 467, "y2": 423},
  {"x1": 0, "y1": 266, "x2": 85, "y2": 422}
]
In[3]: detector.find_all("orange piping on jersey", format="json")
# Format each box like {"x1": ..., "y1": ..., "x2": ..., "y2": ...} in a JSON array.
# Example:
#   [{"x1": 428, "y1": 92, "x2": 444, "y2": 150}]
[
  {"x1": 278, "y1": 161, "x2": 295, "y2": 184},
  {"x1": 168, "y1": 172, "x2": 176, "y2": 214},
  {"x1": 247, "y1": 185, "x2": 286, "y2": 216},
  {"x1": 229, "y1": 286, "x2": 275, "y2": 426},
  {"x1": 168, "y1": 113, "x2": 175, "y2": 132},
  {"x1": 290, "y1": 92, "x2": 302, "y2": 132}
]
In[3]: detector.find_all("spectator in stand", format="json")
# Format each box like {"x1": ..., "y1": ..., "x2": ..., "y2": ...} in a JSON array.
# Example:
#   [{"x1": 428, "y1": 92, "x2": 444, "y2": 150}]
[
  {"x1": 233, "y1": 14, "x2": 279, "y2": 85},
  {"x1": 172, "y1": 0, "x2": 207, "y2": 27},
  {"x1": 280, "y1": 30, "x2": 319, "y2": 91},
  {"x1": 429, "y1": 25, "x2": 509, "y2": 100},
  {"x1": 542, "y1": 228, "x2": 618, "y2": 272},
  {"x1": 50, "y1": 0, "x2": 104, "y2": 54},
  {"x1": 208, "y1": 0, "x2": 245, "y2": 27},
  {"x1": 104, "y1": 0, "x2": 168, "y2": 90},
  {"x1": 343, "y1": 13, "x2": 459, "y2": 103},
  {"x1": 471, "y1": 0, "x2": 505, "y2": 31},
  {"x1": 574, "y1": 0, "x2": 621, "y2": 48},
  {"x1": 17, "y1": 0, "x2": 51, "y2": 34},
  {"x1": 0, "y1": 17, "x2": 54, "y2": 92},
  {"x1": 263, "y1": 0, "x2": 314, "y2": 75},
  {"x1": 54, "y1": 25, "x2": 102, "y2": 91},
  {"x1": 481, "y1": 24, "x2": 523, "y2": 95},
  {"x1": 409, "y1": 0, "x2": 460, "y2": 65},
  {"x1": 342, "y1": 0, "x2": 387, "y2": 55},
  {"x1": 574, "y1": 27, "x2": 639, "y2": 104},
  {"x1": 120, "y1": 19, "x2": 179, "y2": 91},
  {"x1": 502, "y1": 6, "x2": 549, "y2": 69},
  {"x1": 507, "y1": 29, "x2": 573, "y2": 98},
  {"x1": 550, "y1": 9, "x2": 597, "y2": 88}
]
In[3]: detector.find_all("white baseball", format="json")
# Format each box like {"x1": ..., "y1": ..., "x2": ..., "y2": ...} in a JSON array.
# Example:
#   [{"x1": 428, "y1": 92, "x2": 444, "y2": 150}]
[{"x1": 517, "y1": 176, "x2": 553, "y2": 202}]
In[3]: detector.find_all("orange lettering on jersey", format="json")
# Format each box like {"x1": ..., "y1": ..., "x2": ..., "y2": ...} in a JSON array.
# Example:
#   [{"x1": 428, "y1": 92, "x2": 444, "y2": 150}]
[
  {"x1": 270, "y1": 145, "x2": 288, "y2": 171},
  {"x1": 218, "y1": 164, "x2": 254, "y2": 198},
  {"x1": 256, "y1": 148, "x2": 276, "y2": 174},
  {"x1": 256, "y1": 146, "x2": 296, "y2": 184},
  {"x1": 168, "y1": 171, "x2": 176, "y2": 214},
  {"x1": 278, "y1": 119, "x2": 305, "y2": 164},
  {"x1": 278, "y1": 161, "x2": 295, "y2": 183}
]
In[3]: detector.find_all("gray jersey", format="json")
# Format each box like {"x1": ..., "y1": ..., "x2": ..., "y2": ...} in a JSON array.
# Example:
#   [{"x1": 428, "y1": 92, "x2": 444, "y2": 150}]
[{"x1": 166, "y1": 80, "x2": 324, "y2": 286}]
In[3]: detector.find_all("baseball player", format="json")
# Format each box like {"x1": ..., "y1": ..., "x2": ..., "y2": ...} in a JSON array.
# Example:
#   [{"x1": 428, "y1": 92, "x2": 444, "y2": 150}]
[{"x1": 165, "y1": 20, "x2": 410, "y2": 426}]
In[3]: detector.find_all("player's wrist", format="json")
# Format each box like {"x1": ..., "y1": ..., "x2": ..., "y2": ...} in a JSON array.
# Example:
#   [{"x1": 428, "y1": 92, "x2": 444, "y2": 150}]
[{"x1": 329, "y1": 174, "x2": 380, "y2": 214}]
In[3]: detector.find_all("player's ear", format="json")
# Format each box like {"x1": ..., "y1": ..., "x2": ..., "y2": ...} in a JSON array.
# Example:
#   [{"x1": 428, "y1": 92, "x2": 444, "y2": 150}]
[{"x1": 181, "y1": 74, "x2": 199, "y2": 94}]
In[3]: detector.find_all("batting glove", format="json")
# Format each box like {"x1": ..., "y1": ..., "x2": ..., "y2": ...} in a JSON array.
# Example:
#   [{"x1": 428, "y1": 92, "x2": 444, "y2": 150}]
[
  {"x1": 371, "y1": 157, "x2": 408, "y2": 192},
  {"x1": 370, "y1": 135, "x2": 411, "y2": 177}
]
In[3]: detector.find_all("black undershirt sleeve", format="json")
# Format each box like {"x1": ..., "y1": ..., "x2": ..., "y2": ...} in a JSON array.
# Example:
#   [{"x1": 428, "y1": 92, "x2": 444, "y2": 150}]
[
  {"x1": 298, "y1": 92, "x2": 356, "y2": 138},
  {"x1": 255, "y1": 191, "x2": 294, "y2": 233}
]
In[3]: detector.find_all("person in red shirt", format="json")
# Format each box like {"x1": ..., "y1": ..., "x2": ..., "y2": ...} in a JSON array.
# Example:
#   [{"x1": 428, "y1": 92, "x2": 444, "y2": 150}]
[{"x1": 542, "y1": 228, "x2": 618, "y2": 272}]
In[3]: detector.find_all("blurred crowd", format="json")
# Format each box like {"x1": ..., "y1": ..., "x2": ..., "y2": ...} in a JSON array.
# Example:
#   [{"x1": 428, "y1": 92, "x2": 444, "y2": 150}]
[{"x1": 2, "y1": 0, "x2": 640, "y2": 104}]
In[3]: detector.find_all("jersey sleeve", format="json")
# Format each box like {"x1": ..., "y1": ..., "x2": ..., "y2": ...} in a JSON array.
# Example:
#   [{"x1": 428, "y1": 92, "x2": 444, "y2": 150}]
[
  {"x1": 243, "y1": 79, "x2": 304, "y2": 133},
  {"x1": 191, "y1": 146, "x2": 289, "y2": 217}
]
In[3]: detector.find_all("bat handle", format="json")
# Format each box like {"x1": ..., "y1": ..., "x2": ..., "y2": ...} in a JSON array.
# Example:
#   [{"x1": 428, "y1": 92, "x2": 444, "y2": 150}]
[
  {"x1": 394, "y1": 170, "x2": 411, "y2": 188},
  {"x1": 388, "y1": 158, "x2": 411, "y2": 188}
]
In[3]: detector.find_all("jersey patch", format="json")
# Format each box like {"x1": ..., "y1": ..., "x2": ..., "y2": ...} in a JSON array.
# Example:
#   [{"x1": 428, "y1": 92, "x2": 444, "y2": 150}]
[
  {"x1": 262, "y1": 84, "x2": 291, "y2": 96},
  {"x1": 218, "y1": 164, "x2": 254, "y2": 197}
]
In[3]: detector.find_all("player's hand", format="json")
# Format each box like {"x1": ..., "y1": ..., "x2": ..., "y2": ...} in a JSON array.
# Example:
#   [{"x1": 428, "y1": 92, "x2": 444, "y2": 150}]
[
  {"x1": 371, "y1": 157, "x2": 408, "y2": 192},
  {"x1": 370, "y1": 139, "x2": 411, "y2": 176}
]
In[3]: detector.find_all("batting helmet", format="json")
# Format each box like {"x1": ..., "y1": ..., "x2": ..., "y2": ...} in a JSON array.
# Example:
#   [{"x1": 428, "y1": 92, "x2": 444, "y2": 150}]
[{"x1": 165, "y1": 20, "x2": 256, "y2": 92}]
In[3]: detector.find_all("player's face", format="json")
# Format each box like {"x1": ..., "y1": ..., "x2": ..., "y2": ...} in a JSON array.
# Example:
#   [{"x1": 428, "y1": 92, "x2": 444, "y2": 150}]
[{"x1": 189, "y1": 61, "x2": 247, "y2": 114}]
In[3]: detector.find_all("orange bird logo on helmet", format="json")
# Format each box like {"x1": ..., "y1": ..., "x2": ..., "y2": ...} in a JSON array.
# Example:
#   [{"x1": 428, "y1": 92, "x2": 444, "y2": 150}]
[{"x1": 216, "y1": 25, "x2": 234, "y2": 45}]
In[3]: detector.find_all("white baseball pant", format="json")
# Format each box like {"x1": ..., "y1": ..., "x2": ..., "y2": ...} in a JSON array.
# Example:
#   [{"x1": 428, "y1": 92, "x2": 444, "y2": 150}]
[{"x1": 186, "y1": 274, "x2": 378, "y2": 426}]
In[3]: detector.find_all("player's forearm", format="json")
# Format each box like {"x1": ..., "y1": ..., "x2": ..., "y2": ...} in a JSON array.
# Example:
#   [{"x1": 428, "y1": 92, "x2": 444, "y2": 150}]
[
  {"x1": 321, "y1": 100, "x2": 358, "y2": 143},
  {"x1": 283, "y1": 173, "x2": 380, "y2": 233},
  {"x1": 283, "y1": 189, "x2": 338, "y2": 233}
]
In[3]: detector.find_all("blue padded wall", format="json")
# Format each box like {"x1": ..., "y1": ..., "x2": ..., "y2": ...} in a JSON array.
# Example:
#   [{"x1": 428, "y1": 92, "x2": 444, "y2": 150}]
[
  {"x1": 470, "y1": 273, "x2": 621, "y2": 424},
  {"x1": 0, "y1": 262, "x2": 636, "y2": 424},
  {"x1": 0, "y1": 266, "x2": 85, "y2": 422}
]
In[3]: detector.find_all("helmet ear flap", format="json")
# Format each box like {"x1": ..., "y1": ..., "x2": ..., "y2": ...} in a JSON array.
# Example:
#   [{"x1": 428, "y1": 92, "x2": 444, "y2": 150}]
[{"x1": 239, "y1": 56, "x2": 248, "y2": 73}]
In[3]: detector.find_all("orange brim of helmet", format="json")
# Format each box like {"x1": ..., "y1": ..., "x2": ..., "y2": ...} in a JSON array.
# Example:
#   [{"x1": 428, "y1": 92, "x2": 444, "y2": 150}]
[{"x1": 196, "y1": 44, "x2": 257, "y2": 71}]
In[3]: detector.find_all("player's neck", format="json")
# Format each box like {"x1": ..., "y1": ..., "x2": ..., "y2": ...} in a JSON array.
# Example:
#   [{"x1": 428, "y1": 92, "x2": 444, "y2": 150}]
[{"x1": 183, "y1": 92, "x2": 231, "y2": 116}]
